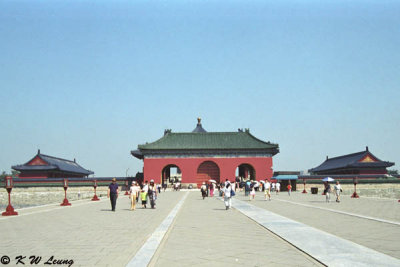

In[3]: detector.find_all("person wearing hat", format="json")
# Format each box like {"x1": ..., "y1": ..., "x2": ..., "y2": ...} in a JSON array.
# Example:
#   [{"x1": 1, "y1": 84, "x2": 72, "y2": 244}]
[
  {"x1": 107, "y1": 178, "x2": 119, "y2": 211},
  {"x1": 129, "y1": 181, "x2": 140, "y2": 210}
]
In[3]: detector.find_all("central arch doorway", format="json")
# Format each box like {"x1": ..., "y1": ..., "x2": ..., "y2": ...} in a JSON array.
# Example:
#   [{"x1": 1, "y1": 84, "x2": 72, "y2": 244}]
[{"x1": 196, "y1": 161, "x2": 220, "y2": 188}]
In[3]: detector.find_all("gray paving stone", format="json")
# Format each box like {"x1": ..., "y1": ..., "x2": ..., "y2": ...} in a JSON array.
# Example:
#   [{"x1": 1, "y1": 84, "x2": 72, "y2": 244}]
[
  {"x1": 0, "y1": 191, "x2": 185, "y2": 266},
  {"x1": 150, "y1": 192, "x2": 322, "y2": 267},
  {"x1": 2, "y1": 190, "x2": 399, "y2": 267},
  {"x1": 236, "y1": 191, "x2": 400, "y2": 259}
]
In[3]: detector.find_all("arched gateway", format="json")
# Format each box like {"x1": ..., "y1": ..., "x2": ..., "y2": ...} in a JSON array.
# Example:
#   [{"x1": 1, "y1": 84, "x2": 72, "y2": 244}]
[
  {"x1": 196, "y1": 161, "x2": 220, "y2": 187},
  {"x1": 131, "y1": 118, "x2": 279, "y2": 188}
]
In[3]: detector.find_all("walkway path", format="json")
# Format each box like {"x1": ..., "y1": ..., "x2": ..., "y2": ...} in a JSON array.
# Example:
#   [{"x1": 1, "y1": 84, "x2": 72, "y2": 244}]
[
  {"x1": 1, "y1": 190, "x2": 399, "y2": 266},
  {"x1": 149, "y1": 191, "x2": 321, "y2": 266},
  {"x1": 240, "y1": 191, "x2": 400, "y2": 259}
]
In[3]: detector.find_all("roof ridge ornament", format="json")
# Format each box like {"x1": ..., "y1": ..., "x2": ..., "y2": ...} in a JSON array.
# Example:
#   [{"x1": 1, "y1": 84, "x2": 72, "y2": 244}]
[{"x1": 192, "y1": 117, "x2": 207, "y2": 133}]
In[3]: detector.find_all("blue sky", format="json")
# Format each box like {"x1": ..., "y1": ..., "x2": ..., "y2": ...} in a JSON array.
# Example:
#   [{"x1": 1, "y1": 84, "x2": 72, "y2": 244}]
[{"x1": 1, "y1": 0, "x2": 399, "y2": 177}]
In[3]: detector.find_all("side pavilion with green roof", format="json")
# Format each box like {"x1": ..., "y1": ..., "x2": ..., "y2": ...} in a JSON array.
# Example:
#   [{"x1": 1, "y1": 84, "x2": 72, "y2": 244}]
[{"x1": 131, "y1": 119, "x2": 279, "y2": 188}]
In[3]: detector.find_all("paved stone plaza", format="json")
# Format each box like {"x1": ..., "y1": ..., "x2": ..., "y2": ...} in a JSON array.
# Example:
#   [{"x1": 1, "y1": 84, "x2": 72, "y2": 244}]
[{"x1": 1, "y1": 190, "x2": 399, "y2": 266}]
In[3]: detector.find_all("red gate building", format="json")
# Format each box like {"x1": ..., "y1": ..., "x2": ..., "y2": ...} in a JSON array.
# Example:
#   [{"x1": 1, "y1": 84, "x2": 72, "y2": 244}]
[{"x1": 131, "y1": 119, "x2": 279, "y2": 187}]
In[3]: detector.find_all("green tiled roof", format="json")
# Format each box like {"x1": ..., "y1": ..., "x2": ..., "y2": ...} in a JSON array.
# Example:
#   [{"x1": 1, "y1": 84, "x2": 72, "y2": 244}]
[{"x1": 138, "y1": 131, "x2": 278, "y2": 151}]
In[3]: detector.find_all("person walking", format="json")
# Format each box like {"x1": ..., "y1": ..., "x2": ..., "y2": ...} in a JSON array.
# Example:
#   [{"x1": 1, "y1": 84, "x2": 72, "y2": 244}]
[
  {"x1": 107, "y1": 178, "x2": 119, "y2": 212},
  {"x1": 324, "y1": 182, "x2": 331, "y2": 203},
  {"x1": 276, "y1": 181, "x2": 281, "y2": 195},
  {"x1": 140, "y1": 189, "x2": 148, "y2": 208},
  {"x1": 287, "y1": 183, "x2": 292, "y2": 196},
  {"x1": 249, "y1": 182, "x2": 255, "y2": 200},
  {"x1": 334, "y1": 181, "x2": 342, "y2": 202},
  {"x1": 231, "y1": 180, "x2": 236, "y2": 192},
  {"x1": 245, "y1": 180, "x2": 251, "y2": 197},
  {"x1": 200, "y1": 182, "x2": 207, "y2": 199},
  {"x1": 222, "y1": 182, "x2": 232, "y2": 210},
  {"x1": 157, "y1": 183, "x2": 161, "y2": 194},
  {"x1": 129, "y1": 181, "x2": 140, "y2": 211},
  {"x1": 209, "y1": 182, "x2": 214, "y2": 197},
  {"x1": 264, "y1": 180, "x2": 271, "y2": 201},
  {"x1": 148, "y1": 180, "x2": 158, "y2": 209},
  {"x1": 142, "y1": 180, "x2": 149, "y2": 192}
]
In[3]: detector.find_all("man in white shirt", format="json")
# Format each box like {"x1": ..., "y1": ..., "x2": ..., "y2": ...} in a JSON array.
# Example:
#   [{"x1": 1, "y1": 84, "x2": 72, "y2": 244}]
[{"x1": 334, "y1": 181, "x2": 342, "y2": 202}]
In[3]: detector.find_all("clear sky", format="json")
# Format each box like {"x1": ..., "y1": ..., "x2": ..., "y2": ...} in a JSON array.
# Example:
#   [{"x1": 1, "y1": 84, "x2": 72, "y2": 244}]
[{"x1": 1, "y1": 0, "x2": 399, "y2": 177}]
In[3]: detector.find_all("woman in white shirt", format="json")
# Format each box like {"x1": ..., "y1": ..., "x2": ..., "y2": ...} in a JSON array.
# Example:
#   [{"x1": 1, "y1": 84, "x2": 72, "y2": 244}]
[
  {"x1": 222, "y1": 182, "x2": 232, "y2": 210},
  {"x1": 264, "y1": 181, "x2": 271, "y2": 201},
  {"x1": 129, "y1": 181, "x2": 140, "y2": 210}
]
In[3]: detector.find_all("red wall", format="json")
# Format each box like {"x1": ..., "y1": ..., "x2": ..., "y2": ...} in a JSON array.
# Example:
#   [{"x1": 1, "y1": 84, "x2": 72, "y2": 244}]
[{"x1": 143, "y1": 157, "x2": 273, "y2": 185}]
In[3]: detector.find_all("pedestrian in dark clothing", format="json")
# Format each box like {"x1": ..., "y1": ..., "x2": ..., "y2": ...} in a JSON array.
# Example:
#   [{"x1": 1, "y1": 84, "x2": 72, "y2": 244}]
[
  {"x1": 148, "y1": 179, "x2": 158, "y2": 209},
  {"x1": 108, "y1": 178, "x2": 119, "y2": 211},
  {"x1": 245, "y1": 181, "x2": 250, "y2": 196},
  {"x1": 200, "y1": 182, "x2": 207, "y2": 199}
]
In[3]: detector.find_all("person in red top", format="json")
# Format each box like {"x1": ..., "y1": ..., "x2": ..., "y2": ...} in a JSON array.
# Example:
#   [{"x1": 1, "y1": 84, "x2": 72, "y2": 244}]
[{"x1": 287, "y1": 183, "x2": 292, "y2": 196}]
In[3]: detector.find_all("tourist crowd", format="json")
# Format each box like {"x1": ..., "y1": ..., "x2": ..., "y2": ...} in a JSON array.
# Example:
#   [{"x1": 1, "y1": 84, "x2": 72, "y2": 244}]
[{"x1": 107, "y1": 177, "x2": 343, "y2": 212}]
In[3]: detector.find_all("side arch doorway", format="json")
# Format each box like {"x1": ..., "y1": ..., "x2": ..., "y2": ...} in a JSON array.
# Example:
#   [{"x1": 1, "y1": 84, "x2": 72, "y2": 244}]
[
  {"x1": 196, "y1": 161, "x2": 220, "y2": 188},
  {"x1": 161, "y1": 165, "x2": 182, "y2": 186}
]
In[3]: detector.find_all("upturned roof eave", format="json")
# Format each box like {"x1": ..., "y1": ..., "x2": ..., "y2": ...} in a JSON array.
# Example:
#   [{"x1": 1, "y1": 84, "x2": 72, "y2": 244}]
[
  {"x1": 131, "y1": 150, "x2": 144, "y2": 160},
  {"x1": 12, "y1": 165, "x2": 58, "y2": 171}
]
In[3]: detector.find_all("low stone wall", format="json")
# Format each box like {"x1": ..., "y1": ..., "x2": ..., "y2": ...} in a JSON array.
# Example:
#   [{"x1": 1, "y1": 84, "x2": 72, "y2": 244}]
[
  {"x1": 1, "y1": 184, "x2": 399, "y2": 210},
  {"x1": 0, "y1": 186, "x2": 110, "y2": 209},
  {"x1": 298, "y1": 183, "x2": 400, "y2": 199}
]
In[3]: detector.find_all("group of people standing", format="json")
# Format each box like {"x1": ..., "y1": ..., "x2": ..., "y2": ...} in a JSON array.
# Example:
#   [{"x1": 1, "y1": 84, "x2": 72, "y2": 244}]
[
  {"x1": 324, "y1": 181, "x2": 342, "y2": 203},
  {"x1": 107, "y1": 178, "x2": 159, "y2": 211},
  {"x1": 263, "y1": 180, "x2": 293, "y2": 200},
  {"x1": 200, "y1": 180, "x2": 237, "y2": 199},
  {"x1": 200, "y1": 179, "x2": 236, "y2": 209},
  {"x1": 130, "y1": 179, "x2": 158, "y2": 210}
]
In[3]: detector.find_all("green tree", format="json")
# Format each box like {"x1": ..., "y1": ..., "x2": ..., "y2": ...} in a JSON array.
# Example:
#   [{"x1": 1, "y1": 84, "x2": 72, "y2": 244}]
[{"x1": 387, "y1": 169, "x2": 398, "y2": 175}]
